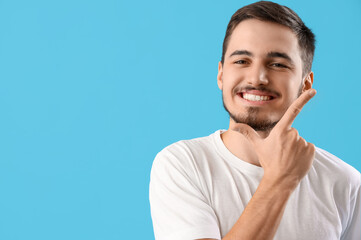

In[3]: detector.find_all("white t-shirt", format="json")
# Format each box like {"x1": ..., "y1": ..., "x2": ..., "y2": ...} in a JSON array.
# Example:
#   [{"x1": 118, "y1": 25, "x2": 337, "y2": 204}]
[{"x1": 149, "y1": 130, "x2": 360, "y2": 240}]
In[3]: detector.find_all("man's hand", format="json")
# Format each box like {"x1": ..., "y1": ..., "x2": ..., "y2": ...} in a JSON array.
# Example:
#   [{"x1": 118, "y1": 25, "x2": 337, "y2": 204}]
[{"x1": 233, "y1": 89, "x2": 317, "y2": 188}]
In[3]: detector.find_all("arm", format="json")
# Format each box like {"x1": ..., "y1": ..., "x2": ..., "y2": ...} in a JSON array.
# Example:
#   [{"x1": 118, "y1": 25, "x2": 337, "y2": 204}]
[
  {"x1": 149, "y1": 146, "x2": 222, "y2": 240},
  {"x1": 198, "y1": 177, "x2": 297, "y2": 240},
  {"x1": 199, "y1": 89, "x2": 317, "y2": 240},
  {"x1": 221, "y1": 176, "x2": 295, "y2": 240},
  {"x1": 340, "y1": 180, "x2": 360, "y2": 240}
]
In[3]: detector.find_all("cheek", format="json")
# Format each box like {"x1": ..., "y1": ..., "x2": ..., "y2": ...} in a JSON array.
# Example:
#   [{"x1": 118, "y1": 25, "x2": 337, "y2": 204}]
[
  {"x1": 276, "y1": 74, "x2": 302, "y2": 95},
  {"x1": 222, "y1": 69, "x2": 240, "y2": 89},
  {"x1": 282, "y1": 84, "x2": 302, "y2": 107}
]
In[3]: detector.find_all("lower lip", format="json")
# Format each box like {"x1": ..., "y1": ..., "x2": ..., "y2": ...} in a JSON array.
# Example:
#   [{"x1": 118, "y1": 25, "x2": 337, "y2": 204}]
[{"x1": 237, "y1": 93, "x2": 276, "y2": 106}]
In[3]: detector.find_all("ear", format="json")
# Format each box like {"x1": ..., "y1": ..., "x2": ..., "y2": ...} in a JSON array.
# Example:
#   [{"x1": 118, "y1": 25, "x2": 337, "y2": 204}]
[
  {"x1": 302, "y1": 71, "x2": 314, "y2": 92},
  {"x1": 217, "y1": 61, "x2": 223, "y2": 90}
]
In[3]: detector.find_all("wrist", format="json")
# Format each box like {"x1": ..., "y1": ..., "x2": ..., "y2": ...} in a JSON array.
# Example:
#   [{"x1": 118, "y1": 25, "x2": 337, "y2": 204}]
[{"x1": 261, "y1": 173, "x2": 300, "y2": 193}]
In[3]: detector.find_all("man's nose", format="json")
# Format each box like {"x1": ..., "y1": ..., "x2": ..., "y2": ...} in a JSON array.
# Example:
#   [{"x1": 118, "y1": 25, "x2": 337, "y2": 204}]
[{"x1": 246, "y1": 64, "x2": 269, "y2": 86}]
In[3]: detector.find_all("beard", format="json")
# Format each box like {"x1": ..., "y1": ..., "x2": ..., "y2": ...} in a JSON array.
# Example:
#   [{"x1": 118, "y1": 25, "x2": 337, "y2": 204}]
[
  {"x1": 222, "y1": 85, "x2": 303, "y2": 132},
  {"x1": 223, "y1": 99, "x2": 278, "y2": 131}
]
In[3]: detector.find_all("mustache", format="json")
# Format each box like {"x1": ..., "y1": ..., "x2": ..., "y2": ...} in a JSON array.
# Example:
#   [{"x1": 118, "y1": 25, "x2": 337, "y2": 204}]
[{"x1": 233, "y1": 86, "x2": 281, "y2": 97}]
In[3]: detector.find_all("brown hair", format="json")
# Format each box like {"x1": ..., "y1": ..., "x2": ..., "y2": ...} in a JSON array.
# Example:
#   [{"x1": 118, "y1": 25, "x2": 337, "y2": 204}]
[{"x1": 221, "y1": 1, "x2": 315, "y2": 76}]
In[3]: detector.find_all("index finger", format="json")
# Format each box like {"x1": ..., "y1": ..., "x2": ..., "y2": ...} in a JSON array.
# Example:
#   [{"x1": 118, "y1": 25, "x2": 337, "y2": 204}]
[{"x1": 276, "y1": 89, "x2": 317, "y2": 130}]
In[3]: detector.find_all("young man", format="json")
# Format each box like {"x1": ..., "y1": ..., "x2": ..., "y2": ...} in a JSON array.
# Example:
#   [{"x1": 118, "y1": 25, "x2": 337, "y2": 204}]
[{"x1": 149, "y1": 1, "x2": 360, "y2": 240}]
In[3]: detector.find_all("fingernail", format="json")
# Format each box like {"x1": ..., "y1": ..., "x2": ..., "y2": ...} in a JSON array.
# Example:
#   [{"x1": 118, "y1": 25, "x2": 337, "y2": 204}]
[{"x1": 309, "y1": 89, "x2": 316, "y2": 97}]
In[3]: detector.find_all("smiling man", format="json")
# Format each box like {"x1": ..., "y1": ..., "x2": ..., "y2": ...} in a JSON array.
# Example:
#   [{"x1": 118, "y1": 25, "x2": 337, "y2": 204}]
[{"x1": 149, "y1": 1, "x2": 360, "y2": 240}]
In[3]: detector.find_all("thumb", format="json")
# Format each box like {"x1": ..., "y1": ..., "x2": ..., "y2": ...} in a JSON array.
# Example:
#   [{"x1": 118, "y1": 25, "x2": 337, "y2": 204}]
[{"x1": 231, "y1": 123, "x2": 260, "y2": 143}]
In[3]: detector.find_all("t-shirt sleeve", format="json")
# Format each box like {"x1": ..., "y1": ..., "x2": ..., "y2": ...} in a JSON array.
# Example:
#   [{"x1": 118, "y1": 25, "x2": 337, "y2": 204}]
[
  {"x1": 340, "y1": 174, "x2": 360, "y2": 240},
  {"x1": 149, "y1": 146, "x2": 221, "y2": 240}
]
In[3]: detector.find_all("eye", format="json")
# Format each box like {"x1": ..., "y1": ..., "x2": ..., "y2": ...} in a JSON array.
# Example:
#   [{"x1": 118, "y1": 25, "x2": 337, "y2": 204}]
[
  {"x1": 270, "y1": 63, "x2": 288, "y2": 68},
  {"x1": 234, "y1": 59, "x2": 249, "y2": 65}
]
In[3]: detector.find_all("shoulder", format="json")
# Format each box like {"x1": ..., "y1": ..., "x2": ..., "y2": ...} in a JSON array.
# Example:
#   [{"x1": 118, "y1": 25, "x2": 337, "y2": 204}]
[
  {"x1": 150, "y1": 132, "x2": 220, "y2": 203},
  {"x1": 313, "y1": 146, "x2": 360, "y2": 188},
  {"x1": 151, "y1": 131, "x2": 218, "y2": 175},
  {"x1": 154, "y1": 132, "x2": 217, "y2": 164}
]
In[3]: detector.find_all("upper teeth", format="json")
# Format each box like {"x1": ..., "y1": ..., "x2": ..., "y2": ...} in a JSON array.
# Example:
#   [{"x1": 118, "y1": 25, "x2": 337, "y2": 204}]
[{"x1": 242, "y1": 93, "x2": 271, "y2": 101}]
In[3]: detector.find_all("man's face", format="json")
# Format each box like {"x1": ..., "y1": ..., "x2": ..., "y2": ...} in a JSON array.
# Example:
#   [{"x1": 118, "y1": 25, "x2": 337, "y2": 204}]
[{"x1": 218, "y1": 19, "x2": 313, "y2": 132}]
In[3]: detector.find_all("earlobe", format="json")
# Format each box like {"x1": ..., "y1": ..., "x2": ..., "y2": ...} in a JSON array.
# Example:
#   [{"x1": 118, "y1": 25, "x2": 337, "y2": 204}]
[{"x1": 217, "y1": 61, "x2": 223, "y2": 90}]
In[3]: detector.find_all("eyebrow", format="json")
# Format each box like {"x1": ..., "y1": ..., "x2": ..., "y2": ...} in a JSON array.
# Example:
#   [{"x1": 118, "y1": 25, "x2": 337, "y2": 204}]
[
  {"x1": 229, "y1": 50, "x2": 253, "y2": 58},
  {"x1": 229, "y1": 50, "x2": 295, "y2": 65}
]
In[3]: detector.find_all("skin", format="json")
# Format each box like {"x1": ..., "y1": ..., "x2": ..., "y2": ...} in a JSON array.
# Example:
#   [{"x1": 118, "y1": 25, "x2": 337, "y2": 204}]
[
  {"x1": 197, "y1": 19, "x2": 316, "y2": 240},
  {"x1": 219, "y1": 18, "x2": 313, "y2": 166}
]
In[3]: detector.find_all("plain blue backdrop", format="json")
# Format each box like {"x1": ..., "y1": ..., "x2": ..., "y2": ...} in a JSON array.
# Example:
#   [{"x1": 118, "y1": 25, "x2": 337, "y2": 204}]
[{"x1": 0, "y1": 0, "x2": 360, "y2": 239}]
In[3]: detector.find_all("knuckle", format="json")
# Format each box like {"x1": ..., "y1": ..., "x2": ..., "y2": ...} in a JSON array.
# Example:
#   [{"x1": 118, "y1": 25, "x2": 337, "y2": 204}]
[
  {"x1": 308, "y1": 143, "x2": 315, "y2": 152},
  {"x1": 289, "y1": 128, "x2": 299, "y2": 138},
  {"x1": 242, "y1": 129, "x2": 250, "y2": 137},
  {"x1": 294, "y1": 129, "x2": 299, "y2": 136},
  {"x1": 291, "y1": 106, "x2": 301, "y2": 115}
]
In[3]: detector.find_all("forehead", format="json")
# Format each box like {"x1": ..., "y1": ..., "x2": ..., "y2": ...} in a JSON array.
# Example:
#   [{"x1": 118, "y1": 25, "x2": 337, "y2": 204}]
[{"x1": 226, "y1": 19, "x2": 302, "y2": 63}]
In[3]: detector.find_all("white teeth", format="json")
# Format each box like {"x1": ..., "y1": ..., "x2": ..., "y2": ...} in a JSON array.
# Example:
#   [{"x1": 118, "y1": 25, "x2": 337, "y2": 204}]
[{"x1": 242, "y1": 93, "x2": 271, "y2": 101}]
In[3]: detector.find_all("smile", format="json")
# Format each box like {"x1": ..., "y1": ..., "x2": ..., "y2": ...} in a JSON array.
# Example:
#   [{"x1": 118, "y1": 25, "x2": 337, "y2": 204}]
[
  {"x1": 242, "y1": 93, "x2": 271, "y2": 101},
  {"x1": 236, "y1": 90, "x2": 277, "y2": 106}
]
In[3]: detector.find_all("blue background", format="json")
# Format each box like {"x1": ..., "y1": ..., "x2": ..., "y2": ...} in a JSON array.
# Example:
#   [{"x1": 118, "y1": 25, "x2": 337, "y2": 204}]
[{"x1": 0, "y1": 0, "x2": 360, "y2": 239}]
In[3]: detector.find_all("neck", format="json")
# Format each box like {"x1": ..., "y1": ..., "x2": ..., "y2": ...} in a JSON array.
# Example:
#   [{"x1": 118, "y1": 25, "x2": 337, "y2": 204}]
[
  {"x1": 229, "y1": 119, "x2": 271, "y2": 139},
  {"x1": 220, "y1": 121, "x2": 270, "y2": 167}
]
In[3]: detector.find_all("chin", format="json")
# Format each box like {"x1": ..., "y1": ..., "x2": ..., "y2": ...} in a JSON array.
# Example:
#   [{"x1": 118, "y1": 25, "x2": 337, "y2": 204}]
[
  {"x1": 228, "y1": 107, "x2": 281, "y2": 131},
  {"x1": 232, "y1": 115, "x2": 279, "y2": 131}
]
